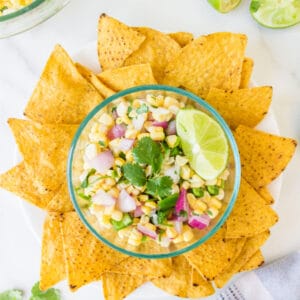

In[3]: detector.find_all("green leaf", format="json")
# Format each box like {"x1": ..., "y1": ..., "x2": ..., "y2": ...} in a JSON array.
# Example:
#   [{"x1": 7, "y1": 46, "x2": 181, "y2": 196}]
[
  {"x1": 136, "y1": 103, "x2": 149, "y2": 114},
  {"x1": 80, "y1": 168, "x2": 96, "y2": 188},
  {"x1": 133, "y1": 137, "x2": 163, "y2": 173},
  {"x1": 30, "y1": 282, "x2": 61, "y2": 300},
  {"x1": 123, "y1": 163, "x2": 146, "y2": 187},
  {"x1": 111, "y1": 213, "x2": 133, "y2": 231},
  {"x1": 0, "y1": 289, "x2": 23, "y2": 300},
  {"x1": 158, "y1": 193, "x2": 179, "y2": 210},
  {"x1": 146, "y1": 176, "x2": 173, "y2": 199}
]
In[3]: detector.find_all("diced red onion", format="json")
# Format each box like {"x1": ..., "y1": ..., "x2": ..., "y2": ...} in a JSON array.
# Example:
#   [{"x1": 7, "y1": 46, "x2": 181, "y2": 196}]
[
  {"x1": 166, "y1": 120, "x2": 176, "y2": 135},
  {"x1": 92, "y1": 190, "x2": 116, "y2": 206},
  {"x1": 107, "y1": 124, "x2": 126, "y2": 140},
  {"x1": 117, "y1": 189, "x2": 137, "y2": 212},
  {"x1": 188, "y1": 214, "x2": 210, "y2": 230},
  {"x1": 119, "y1": 138, "x2": 135, "y2": 151},
  {"x1": 175, "y1": 188, "x2": 188, "y2": 214},
  {"x1": 89, "y1": 150, "x2": 114, "y2": 174},
  {"x1": 174, "y1": 221, "x2": 183, "y2": 234},
  {"x1": 137, "y1": 224, "x2": 157, "y2": 239},
  {"x1": 134, "y1": 206, "x2": 143, "y2": 217},
  {"x1": 152, "y1": 121, "x2": 168, "y2": 129}
]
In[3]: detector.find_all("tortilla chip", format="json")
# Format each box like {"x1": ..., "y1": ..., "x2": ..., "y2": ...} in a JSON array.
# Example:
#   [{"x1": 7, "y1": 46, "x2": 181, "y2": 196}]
[
  {"x1": 214, "y1": 231, "x2": 270, "y2": 288},
  {"x1": 240, "y1": 250, "x2": 264, "y2": 272},
  {"x1": 102, "y1": 272, "x2": 146, "y2": 300},
  {"x1": 24, "y1": 45, "x2": 103, "y2": 124},
  {"x1": 40, "y1": 213, "x2": 66, "y2": 291},
  {"x1": 46, "y1": 181, "x2": 74, "y2": 212},
  {"x1": 152, "y1": 256, "x2": 214, "y2": 298},
  {"x1": 235, "y1": 125, "x2": 297, "y2": 189},
  {"x1": 8, "y1": 118, "x2": 77, "y2": 193},
  {"x1": 163, "y1": 32, "x2": 247, "y2": 98},
  {"x1": 97, "y1": 14, "x2": 145, "y2": 71},
  {"x1": 168, "y1": 32, "x2": 194, "y2": 47},
  {"x1": 123, "y1": 27, "x2": 181, "y2": 82},
  {"x1": 98, "y1": 63, "x2": 157, "y2": 91},
  {"x1": 255, "y1": 186, "x2": 274, "y2": 205},
  {"x1": 205, "y1": 86, "x2": 272, "y2": 129},
  {"x1": 61, "y1": 212, "x2": 127, "y2": 291},
  {"x1": 184, "y1": 226, "x2": 242, "y2": 280},
  {"x1": 0, "y1": 162, "x2": 53, "y2": 209},
  {"x1": 112, "y1": 257, "x2": 172, "y2": 278},
  {"x1": 226, "y1": 178, "x2": 278, "y2": 239},
  {"x1": 75, "y1": 63, "x2": 115, "y2": 99},
  {"x1": 240, "y1": 57, "x2": 254, "y2": 88}
]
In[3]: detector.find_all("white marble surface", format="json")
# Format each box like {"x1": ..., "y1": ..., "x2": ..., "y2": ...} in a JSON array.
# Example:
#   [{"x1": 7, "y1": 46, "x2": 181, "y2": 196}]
[{"x1": 0, "y1": 0, "x2": 300, "y2": 298}]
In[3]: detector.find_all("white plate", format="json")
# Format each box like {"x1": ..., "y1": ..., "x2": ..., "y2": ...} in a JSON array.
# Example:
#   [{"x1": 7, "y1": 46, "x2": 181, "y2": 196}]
[{"x1": 18, "y1": 41, "x2": 282, "y2": 299}]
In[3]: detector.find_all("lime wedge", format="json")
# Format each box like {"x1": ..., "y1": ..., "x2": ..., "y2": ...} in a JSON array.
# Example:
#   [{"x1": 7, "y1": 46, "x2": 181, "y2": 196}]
[
  {"x1": 176, "y1": 109, "x2": 229, "y2": 180},
  {"x1": 250, "y1": 0, "x2": 300, "y2": 28},
  {"x1": 208, "y1": 0, "x2": 241, "y2": 13}
]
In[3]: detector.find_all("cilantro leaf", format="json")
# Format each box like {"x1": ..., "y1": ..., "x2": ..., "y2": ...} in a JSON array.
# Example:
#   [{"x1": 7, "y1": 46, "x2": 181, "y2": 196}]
[
  {"x1": 146, "y1": 176, "x2": 173, "y2": 199},
  {"x1": 80, "y1": 168, "x2": 96, "y2": 188},
  {"x1": 123, "y1": 163, "x2": 146, "y2": 187},
  {"x1": 0, "y1": 289, "x2": 23, "y2": 300},
  {"x1": 30, "y1": 282, "x2": 60, "y2": 300},
  {"x1": 132, "y1": 137, "x2": 163, "y2": 173},
  {"x1": 136, "y1": 103, "x2": 149, "y2": 114}
]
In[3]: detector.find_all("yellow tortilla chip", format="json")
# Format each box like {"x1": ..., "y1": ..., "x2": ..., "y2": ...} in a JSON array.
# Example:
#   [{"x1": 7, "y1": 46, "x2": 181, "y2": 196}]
[
  {"x1": 61, "y1": 212, "x2": 127, "y2": 291},
  {"x1": 184, "y1": 226, "x2": 243, "y2": 280},
  {"x1": 46, "y1": 181, "x2": 74, "y2": 212},
  {"x1": 102, "y1": 272, "x2": 146, "y2": 300},
  {"x1": 8, "y1": 118, "x2": 77, "y2": 193},
  {"x1": 124, "y1": 27, "x2": 181, "y2": 82},
  {"x1": 24, "y1": 45, "x2": 103, "y2": 124},
  {"x1": 215, "y1": 231, "x2": 270, "y2": 288},
  {"x1": 98, "y1": 14, "x2": 145, "y2": 71},
  {"x1": 226, "y1": 178, "x2": 278, "y2": 239},
  {"x1": 240, "y1": 57, "x2": 254, "y2": 88},
  {"x1": 75, "y1": 63, "x2": 115, "y2": 99},
  {"x1": 168, "y1": 31, "x2": 194, "y2": 47},
  {"x1": 98, "y1": 63, "x2": 157, "y2": 91},
  {"x1": 112, "y1": 257, "x2": 172, "y2": 278},
  {"x1": 235, "y1": 125, "x2": 297, "y2": 188},
  {"x1": 40, "y1": 213, "x2": 66, "y2": 291},
  {"x1": 240, "y1": 250, "x2": 264, "y2": 272},
  {"x1": 205, "y1": 86, "x2": 272, "y2": 129},
  {"x1": 163, "y1": 32, "x2": 247, "y2": 98},
  {"x1": 152, "y1": 256, "x2": 214, "y2": 298},
  {"x1": 255, "y1": 186, "x2": 274, "y2": 205},
  {"x1": 0, "y1": 162, "x2": 53, "y2": 209}
]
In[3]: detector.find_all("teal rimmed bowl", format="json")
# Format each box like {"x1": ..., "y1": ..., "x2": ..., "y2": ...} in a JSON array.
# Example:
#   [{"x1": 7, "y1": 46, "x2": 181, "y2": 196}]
[{"x1": 67, "y1": 84, "x2": 241, "y2": 259}]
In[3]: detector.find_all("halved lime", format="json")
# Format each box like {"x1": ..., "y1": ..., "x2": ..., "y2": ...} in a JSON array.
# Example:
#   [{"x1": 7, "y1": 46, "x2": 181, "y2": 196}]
[
  {"x1": 176, "y1": 109, "x2": 229, "y2": 180},
  {"x1": 208, "y1": 0, "x2": 241, "y2": 13},
  {"x1": 250, "y1": 0, "x2": 300, "y2": 28}
]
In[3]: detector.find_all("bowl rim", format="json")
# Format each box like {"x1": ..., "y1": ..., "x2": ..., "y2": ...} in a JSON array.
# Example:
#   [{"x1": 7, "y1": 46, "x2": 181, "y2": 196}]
[{"x1": 67, "y1": 84, "x2": 241, "y2": 259}]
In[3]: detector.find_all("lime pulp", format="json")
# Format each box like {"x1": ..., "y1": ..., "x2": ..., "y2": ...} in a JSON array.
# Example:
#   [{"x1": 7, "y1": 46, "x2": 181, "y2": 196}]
[{"x1": 208, "y1": 0, "x2": 241, "y2": 13}]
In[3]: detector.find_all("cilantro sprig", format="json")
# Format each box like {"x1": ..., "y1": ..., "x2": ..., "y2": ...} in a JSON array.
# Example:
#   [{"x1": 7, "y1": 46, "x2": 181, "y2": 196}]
[
  {"x1": 146, "y1": 176, "x2": 173, "y2": 199},
  {"x1": 123, "y1": 163, "x2": 146, "y2": 187}
]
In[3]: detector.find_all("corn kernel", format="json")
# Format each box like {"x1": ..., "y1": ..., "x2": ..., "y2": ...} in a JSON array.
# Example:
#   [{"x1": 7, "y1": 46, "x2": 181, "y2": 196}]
[
  {"x1": 209, "y1": 197, "x2": 222, "y2": 209},
  {"x1": 115, "y1": 157, "x2": 125, "y2": 167},
  {"x1": 216, "y1": 189, "x2": 225, "y2": 200},
  {"x1": 145, "y1": 201, "x2": 157, "y2": 209},
  {"x1": 99, "y1": 113, "x2": 114, "y2": 126},
  {"x1": 147, "y1": 94, "x2": 164, "y2": 107},
  {"x1": 150, "y1": 130, "x2": 165, "y2": 141},
  {"x1": 118, "y1": 227, "x2": 132, "y2": 239},
  {"x1": 166, "y1": 227, "x2": 178, "y2": 239},
  {"x1": 171, "y1": 184, "x2": 180, "y2": 194},
  {"x1": 140, "y1": 215, "x2": 150, "y2": 225},
  {"x1": 181, "y1": 181, "x2": 189, "y2": 190},
  {"x1": 201, "y1": 191, "x2": 211, "y2": 203},
  {"x1": 133, "y1": 218, "x2": 140, "y2": 225},
  {"x1": 126, "y1": 185, "x2": 135, "y2": 194},
  {"x1": 131, "y1": 188, "x2": 141, "y2": 196},
  {"x1": 91, "y1": 204, "x2": 104, "y2": 212},
  {"x1": 129, "y1": 228, "x2": 143, "y2": 240},
  {"x1": 139, "y1": 194, "x2": 149, "y2": 202},
  {"x1": 196, "y1": 200, "x2": 207, "y2": 211},
  {"x1": 219, "y1": 169, "x2": 230, "y2": 180},
  {"x1": 109, "y1": 139, "x2": 121, "y2": 154},
  {"x1": 104, "y1": 205, "x2": 115, "y2": 216},
  {"x1": 176, "y1": 155, "x2": 189, "y2": 167},
  {"x1": 104, "y1": 177, "x2": 116, "y2": 187},
  {"x1": 183, "y1": 230, "x2": 194, "y2": 242},
  {"x1": 144, "y1": 223, "x2": 157, "y2": 232},
  {"x1": 107, "y1": 187, "x2": 119, "y2": 199},
  {"x1": 132, "y1": 100, "x2": 141, "y2": 108},
  {"x1": 152, "y1": 108, "x2": 173, "y2": 122},
  {"x1": 126, "y1": 150, "x2": 134, "y2": 162},
  {"x1": 205, "y1": 178, "x2": 217, "y2": 185},
  {"x1": 99, "y1": 214, "x2": 111, "y2": 225},
  {"x1": 180, "y1": 165, "x2": 191, "y2": 180},
  {"x1": 141, "y1": 206, "x2": 152, "y2": 215},
  {"x1": 166, "y1": 135, "x2": 179, "y2": 148},
  {"x1": 116, "y1": 117, "x2": 123, "y2": 125},
  {"x1": 111, "y1": 210, "x2": 123, "y2": 221},
  {"x1": 125, "y1": 128, "x2": 138, "y2": 139},
  {"x1": 190, "y1": 174, "x2": 205, "y2": 188},
  {"x1": 137, "y1": 133, "x2": 150, "y2": 140},
  {"x1": 207, "y1": 207, "x2": 219, "y2": 219},
  {"x1": 164, "y1": 96, "x2": 179, "y2": 108},
  {"x1": 144, "y1": 121, "x2": 153, "y2": 131},
  {"x1": 128, "y1": 238, "x2": 142, "y2": 246},
  {"x1": 172, "y1": 235, "x2": 183, "y2": 244}
]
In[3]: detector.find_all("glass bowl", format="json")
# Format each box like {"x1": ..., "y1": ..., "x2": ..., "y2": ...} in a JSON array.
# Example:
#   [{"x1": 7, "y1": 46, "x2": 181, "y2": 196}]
[
  {"x1": 67, "y1": 85, "x2": 241, "y2": 259},
  {"x1": 0, "y1": 0, "x2": 70, "y2": 38}
]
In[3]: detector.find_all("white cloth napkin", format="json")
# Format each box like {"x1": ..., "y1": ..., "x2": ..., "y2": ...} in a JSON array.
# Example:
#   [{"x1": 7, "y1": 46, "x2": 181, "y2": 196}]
[{"x1": 217, "y1": 251, "x2": 300, "y2": 300}]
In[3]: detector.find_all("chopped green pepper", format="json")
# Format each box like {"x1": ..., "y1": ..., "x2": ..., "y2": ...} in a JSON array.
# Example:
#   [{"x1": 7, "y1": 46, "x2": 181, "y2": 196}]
[
  {"x1": 207, "y1": 185, "x2": 219, "y2": 196},
  {"x1": 110, "y1": 213, "x2": 133, "y2": 231},
  {"x1": 192, "y1": 187, "x2": 205, "y2": 198},
  {"x1": 80, "y1": 168, "x2": 96, "y2": 188},
  {"x1": 158, "y1": 193, "x2": 179, "y2": 210}
]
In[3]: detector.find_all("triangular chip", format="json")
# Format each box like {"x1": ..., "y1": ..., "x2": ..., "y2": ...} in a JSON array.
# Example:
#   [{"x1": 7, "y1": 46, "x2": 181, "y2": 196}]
[
  {"x1": 98, "y1": 63, "x2": 156, "y2": 91},
  {"x1": 205, "y1": 86, "x2": 272, "y2": 129},
  {"x1": 235, "y1": 125, "x2": 297, "y2": 188},
  {"x1": 24, "y1": 45, "x2": 103, "y2": 124},
  {"x1": 184, "y1": 226, "x2": 243, "y2": 280},
  {"x1": 123, "y1": 27, "x2": 181, "y2": 82},
  {"x1": 97, "y1": 14, "x2": 145, "y2": 70},
  {"x1": 112, "y1": 257, "x2": 172, "y2": 278},
  {"x1": 214, "y1": 231, "x2": 269, "y2": 288},
  {"x1": 8, "y1": 118, "x2": 77, "y2": 193},
  {"x1": 75, "y1": 63, "x2": 115, "y2": 99},
  {"x1": 255, "y1": 186, "x2": 274, "y2": 205},
  {"x1": 102, "y1": 272, "x2": 146, "y2": 300},
  {"x1": 152, "y1": 256, "x2": 214, "y2": 298},
  {"x1": 40, "y1": 213, "x2": 66, "y2": 291},
  {"x1": 61, "y1": 212, "x2": 127, "y2": 291},
  {"x1": 0, "y1": 162, "x2": 53, "y2": 209},
  {"x1": 240, "y1": 250, "x2": 264, "y2": 272},
  {"x1": 163, "y1": 32, "x2": 247, "y2": 98},
  {"x1": 225, "y1": 178, "x2": 278, "y2": 239},
  {"x1": 168, "y1": 31, "x2": 194, "y2": 47},
  {"x1": 240, "y1": 57, "x2": 254, "y2": 88}
]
